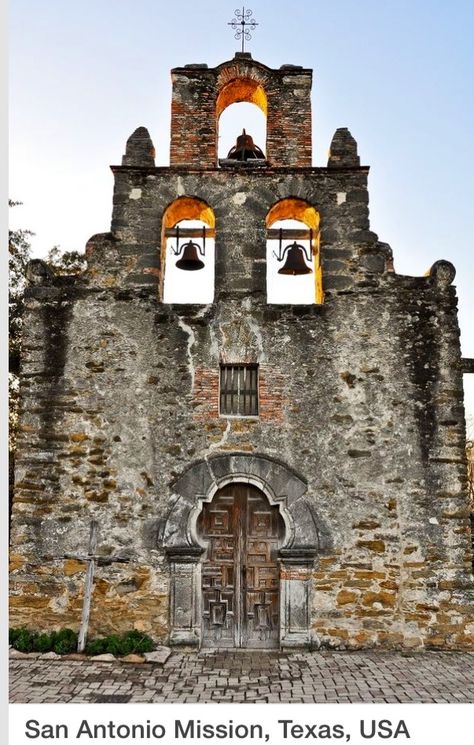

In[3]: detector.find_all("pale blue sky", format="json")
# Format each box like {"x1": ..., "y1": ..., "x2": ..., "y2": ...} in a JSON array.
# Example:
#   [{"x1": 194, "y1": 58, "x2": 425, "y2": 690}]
[{"x1": 9, "y1": 0, "x2": 474, "y2": 422}]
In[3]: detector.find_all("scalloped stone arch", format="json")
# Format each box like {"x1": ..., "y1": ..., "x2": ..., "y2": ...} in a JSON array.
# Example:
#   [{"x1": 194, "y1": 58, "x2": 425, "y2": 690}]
[
  {"x1": 161, "y1": 453, "x2": 322, "y2": 552},
  {"x1": 162, "y1": 453, "x2": 324, "y2": 649}
]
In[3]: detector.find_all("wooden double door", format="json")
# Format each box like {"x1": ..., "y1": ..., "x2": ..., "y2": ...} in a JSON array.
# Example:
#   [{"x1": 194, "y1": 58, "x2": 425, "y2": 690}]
[{"x1": 198, "y1": 483, "x2": 284, "y2": 648}]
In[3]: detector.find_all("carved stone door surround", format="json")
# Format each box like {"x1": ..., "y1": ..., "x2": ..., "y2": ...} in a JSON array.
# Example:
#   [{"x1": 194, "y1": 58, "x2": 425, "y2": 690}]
[{"x1": 161, "y1": 453, "x2": 324, "y2": 648}]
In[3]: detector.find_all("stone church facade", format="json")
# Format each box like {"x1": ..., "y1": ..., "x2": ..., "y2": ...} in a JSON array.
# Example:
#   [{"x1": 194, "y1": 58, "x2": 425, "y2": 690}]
[{"x1": 10, "y1": 53, "x2": 473, "y2": 650}]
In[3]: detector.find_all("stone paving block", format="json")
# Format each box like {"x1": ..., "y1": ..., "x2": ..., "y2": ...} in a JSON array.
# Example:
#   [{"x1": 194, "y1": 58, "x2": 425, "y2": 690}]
[
  {"x1": 8, "y1": 650, "x2": 474, "y2": 704},
  {"x1": 144, "y1": 648, "x2": 172, "y2": 665},
  {"x1": 90, "y1": 654, "x2": 116, "y2": 662}
]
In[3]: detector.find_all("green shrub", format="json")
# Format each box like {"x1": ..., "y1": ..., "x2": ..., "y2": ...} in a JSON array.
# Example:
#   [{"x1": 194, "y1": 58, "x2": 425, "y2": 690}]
[
  {"x1": 9, "y1": 628, "x2": 21, "y2": 647},
  {"x1": 10, "y1": 627, "x2": 153, "y2": 657},
  {"x1": 34, "y1": 633, "x2": 54, "y2": 653},
  {"x1": 102, "y1": 634, "x2": 124, "y2": 656},
  {"x1": 10, "y1": 627, "x2": 79, "y2": 655},
  {"x1": 85, "y1": 637, "x2": 108, "y2": 656},
  {"x1": 121, "y1": 630, "x2": 155, "y2": 655},
  {"x1": 85, "y1": 630, "x2": 155, "y2": 656},
  {"x1": 52, "y1": 629, "x2": 78, "y2": 655},
  {"x1": 10, "y1": 628, "x2": 37, "y2": 653}
]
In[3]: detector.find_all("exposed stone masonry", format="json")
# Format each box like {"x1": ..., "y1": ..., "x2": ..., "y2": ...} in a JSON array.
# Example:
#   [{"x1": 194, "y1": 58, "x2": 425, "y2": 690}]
[{"x1": 9, "y1": 53, "x2": 473, "y2": 651}]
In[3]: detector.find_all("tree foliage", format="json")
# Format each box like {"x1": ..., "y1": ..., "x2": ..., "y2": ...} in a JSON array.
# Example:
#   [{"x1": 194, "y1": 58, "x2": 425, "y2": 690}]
[
  {"x1": 9, "y1": 200, "x2": 33, "y2": 376},
  {"x1": 9, "y1": 201, "x2": 33, "y2": 525},
  {"x1": 46, "y1": 245, "x2": 86, "y2": 275}
]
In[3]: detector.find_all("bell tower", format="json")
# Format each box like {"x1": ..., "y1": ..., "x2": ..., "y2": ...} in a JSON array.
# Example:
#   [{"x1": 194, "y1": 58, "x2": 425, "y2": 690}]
[
  {"x1": 169, "y1": 53, "x2": 313, "y2": 168},
  {"x1": 163, "y1": 54, "x2": 319, "y2": 304}
]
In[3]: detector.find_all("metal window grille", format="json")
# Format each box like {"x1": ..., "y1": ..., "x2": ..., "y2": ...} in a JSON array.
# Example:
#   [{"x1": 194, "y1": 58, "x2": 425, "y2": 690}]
[{"x1": 220, "y1": 364, "x2": 258, "y2": 416}]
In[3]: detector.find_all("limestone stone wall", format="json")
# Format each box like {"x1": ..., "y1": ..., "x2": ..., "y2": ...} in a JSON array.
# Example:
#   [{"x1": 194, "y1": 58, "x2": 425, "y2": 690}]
[{"x1": 10, "y1": 261, "x2": 473, "y2": 648}]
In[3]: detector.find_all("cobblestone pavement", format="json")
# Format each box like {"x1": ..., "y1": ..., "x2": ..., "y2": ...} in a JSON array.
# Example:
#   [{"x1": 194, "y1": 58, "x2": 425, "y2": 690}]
[{"x1": 9, "y1": 650, "x2": 474, "y2": 704}]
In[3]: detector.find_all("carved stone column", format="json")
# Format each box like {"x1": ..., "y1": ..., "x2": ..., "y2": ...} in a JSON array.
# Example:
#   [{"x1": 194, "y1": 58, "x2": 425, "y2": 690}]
[
  {"x1": 166, "y1": 547, "x2": 204, "y2": 646},
  {"x1": 279, "y1": 548, "x2": 317, "y2": 648}
]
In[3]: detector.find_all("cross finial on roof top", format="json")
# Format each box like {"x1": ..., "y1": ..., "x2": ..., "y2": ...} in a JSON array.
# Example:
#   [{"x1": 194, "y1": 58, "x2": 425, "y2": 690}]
[{"x1": 228, "y1": 7, "x2": 259, "y2": 53}]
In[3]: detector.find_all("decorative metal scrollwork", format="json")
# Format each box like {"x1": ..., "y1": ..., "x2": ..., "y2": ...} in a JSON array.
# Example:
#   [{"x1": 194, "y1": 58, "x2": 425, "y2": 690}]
[{"x1": 228, "y1": 7, "x2": 259, "y2": 53}]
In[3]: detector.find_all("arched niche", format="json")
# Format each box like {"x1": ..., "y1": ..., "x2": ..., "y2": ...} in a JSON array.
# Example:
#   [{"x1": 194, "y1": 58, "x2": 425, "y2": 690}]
[
  {"x1": 266, "y1": 198, "x2": 319, "y2": 230},
  {"x1": 266, "y1": 198, "x2": 323, "y2": 305},
  {"x1": 170, "y1": 57, "x2": 312, "y2": 167},
  {"x1": 161, "y1": 453, "x2": 326, "y2": 649},
  {"x1": 216, "y1": 78, "x2": 268, "y2": 118},
  {"x1": 161, "y1": 196, "x2": 216, "y2": 304},
  {"x1": 218, "y1": 103, "x2": 267, "y2": 161},
  {"x1": 216, "y1": 78, "x2": 268, "y2": 162}
]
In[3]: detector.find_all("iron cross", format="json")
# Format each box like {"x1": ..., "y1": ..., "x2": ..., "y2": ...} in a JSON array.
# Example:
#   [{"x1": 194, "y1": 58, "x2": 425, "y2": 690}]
[{"x1": 228, "y1": 7, "x2": 259, "y2": 53}]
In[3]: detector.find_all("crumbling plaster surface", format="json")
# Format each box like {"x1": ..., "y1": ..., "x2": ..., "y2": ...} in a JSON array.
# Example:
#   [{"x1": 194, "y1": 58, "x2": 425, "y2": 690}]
[{"x1": 10, "y1": 259, "x2": 473, "y2": 647}]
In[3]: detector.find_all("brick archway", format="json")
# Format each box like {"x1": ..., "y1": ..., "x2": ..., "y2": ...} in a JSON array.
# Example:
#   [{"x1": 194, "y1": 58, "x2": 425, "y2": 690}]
[{"x1": 170, "y1": 56, "x2": 312, "y2": 168}]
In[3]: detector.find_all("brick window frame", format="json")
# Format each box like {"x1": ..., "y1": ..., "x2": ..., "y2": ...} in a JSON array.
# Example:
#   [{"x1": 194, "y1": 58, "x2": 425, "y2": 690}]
[{"x1": 219, "y1": 364, "x2": 259, "y2": 417}]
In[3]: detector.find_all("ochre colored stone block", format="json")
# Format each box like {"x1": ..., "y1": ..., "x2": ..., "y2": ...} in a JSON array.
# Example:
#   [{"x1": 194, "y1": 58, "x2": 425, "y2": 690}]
[
  {"x1": 9, "y1": 553, "x2": 26, "y2": 572},
  {"x1": 353, "y1": 520, "x2": 380, "y2": 530},
  {"x1": 337, "y1": 590, "x2": 358, "y2": 605},
  {"x1": 345, "y1": 579, "x2": 372, "y2": 589},
  {"x1": 64, "y1": 559, "x2": 86, "y2": 576},
  {"x1": 70, "y1": 432, "x2": 89, "y2": 442},
  {"x1": 361, "y1": 591, "x2": 396, "y2": 608},
  {"x1": 327, "y1": 628, "x2": 349, "y2": 639},
  {"x1": 356, "y1": 540, "x2": 385, "y2": 553},
  {"x1": 10, "y1": 595, "x2": 50, "y2": 609},
  {"x1": 354, "y1": 571, "x2": 386, "y2": 580}
]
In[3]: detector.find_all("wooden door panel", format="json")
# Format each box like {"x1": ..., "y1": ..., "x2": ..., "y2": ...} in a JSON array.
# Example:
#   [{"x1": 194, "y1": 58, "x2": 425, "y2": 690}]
[
  {"x1": 199, "y1": 488, "x2": 237, "y2": 647},
  {"x1": 199, "y1": 484, "x2": 283, "y2": 649},
  {"x1": 244, "y1": 492, "x2": 282, "y2": 648},
  {"x1": 252, "y1": 565, "x2": 279, "y2": 588}
]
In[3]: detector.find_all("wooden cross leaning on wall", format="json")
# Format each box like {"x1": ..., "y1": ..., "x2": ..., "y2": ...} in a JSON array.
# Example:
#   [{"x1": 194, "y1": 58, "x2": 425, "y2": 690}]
[{"x1": 61, "y1": 520, "x2": 131, "y2": 652}]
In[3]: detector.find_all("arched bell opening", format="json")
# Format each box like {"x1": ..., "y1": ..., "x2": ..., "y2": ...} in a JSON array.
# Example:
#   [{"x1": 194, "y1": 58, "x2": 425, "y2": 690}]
[
  {"x1": 161, "y1": 196, "x2": 216, "y2": 304},
  {"x1": 196, "y1": 482, "x2": 285, "y2": 649},
  {"x1": 216, "y1": 79, "x2": 268, "y2": 164},
  {"x1": 266, "y1": 198, "x2": 323, "y2": 305}
]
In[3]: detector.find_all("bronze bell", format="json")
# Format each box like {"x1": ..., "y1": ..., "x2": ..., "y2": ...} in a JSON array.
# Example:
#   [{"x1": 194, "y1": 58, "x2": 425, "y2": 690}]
[
  {"x1": 278, "y1": 243, "x2": 313, "y2": 275},
  {"x1": 175, "y1": 241, "x2": 205, "y2": 271},
  {"x1": 227, "y1": 128, "x2": 265, "y2": 161}
]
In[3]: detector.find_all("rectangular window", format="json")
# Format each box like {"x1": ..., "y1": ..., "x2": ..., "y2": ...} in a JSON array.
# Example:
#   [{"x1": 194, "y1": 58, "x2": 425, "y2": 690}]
[{"x1": 220, "y1": 364, "x2": 258, "y2": 417}]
